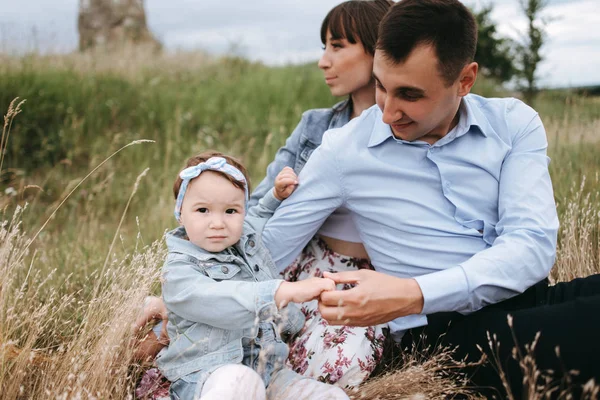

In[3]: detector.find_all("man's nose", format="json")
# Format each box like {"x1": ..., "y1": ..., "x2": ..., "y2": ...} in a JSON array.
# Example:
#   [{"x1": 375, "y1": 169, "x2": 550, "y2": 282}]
[{"x1": 381, "y1": 96, "x2": 403, "y2": 124}]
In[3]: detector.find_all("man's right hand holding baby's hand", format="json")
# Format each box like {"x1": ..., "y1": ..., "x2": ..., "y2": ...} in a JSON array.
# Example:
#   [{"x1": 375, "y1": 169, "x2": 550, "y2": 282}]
[
  {"x1": 275, "y1": 277, "x2": 336, "y2": 309},
  {"x1": 273, "y1": 166, "x2": 298, "y2": 201}
]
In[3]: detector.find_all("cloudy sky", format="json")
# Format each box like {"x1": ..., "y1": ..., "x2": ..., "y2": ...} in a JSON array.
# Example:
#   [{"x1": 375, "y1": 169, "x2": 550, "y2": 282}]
[{"x1": 1, "y1": 0, "x2": 599, "y2": 87}]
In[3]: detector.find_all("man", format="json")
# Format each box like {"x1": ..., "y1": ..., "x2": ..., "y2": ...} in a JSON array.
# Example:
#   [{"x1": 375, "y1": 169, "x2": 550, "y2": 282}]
[{"x1": 262, "y1": 0, "x2": 600, "y2": 395}]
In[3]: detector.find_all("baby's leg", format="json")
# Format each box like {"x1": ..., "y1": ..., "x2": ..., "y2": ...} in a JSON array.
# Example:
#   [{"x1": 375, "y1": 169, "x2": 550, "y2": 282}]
[
  {"x1": 267, "y1": 368, "x2": 349, "y2": 400},
  {"x1": 200, "y1": 364, "x2": 266, "y2": 400}
]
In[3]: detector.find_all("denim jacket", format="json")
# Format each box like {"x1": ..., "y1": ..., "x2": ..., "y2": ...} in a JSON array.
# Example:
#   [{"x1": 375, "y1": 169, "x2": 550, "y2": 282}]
[
  {"x1": 249, "y1": 100, "x2": 351, "y2": 208},
  {"x1": 156, "y1": 192, "x2": 305, "y2": 382}
]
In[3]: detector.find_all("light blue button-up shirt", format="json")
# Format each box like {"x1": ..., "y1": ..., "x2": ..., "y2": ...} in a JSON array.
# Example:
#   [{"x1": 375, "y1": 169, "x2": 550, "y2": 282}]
[{"x1": 262, "y1": 94, "x2": 559, "y2": 338}]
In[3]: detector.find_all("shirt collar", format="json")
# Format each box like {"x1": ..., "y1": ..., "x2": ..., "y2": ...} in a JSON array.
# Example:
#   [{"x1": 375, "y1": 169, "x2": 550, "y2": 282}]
[
  {"x1": 367, "y1": 106, "x2": 393, "y2": 148},
  {"x1": 367, "y1": 95, "x2": 492, "y2": 148},
  {"x1": 460, "y1": 94, "x2": 493, "y2": 138}
]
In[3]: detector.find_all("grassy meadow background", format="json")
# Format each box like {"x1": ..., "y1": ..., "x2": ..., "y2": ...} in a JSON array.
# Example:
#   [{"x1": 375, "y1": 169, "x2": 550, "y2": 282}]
[{"x1": 1, "y1": 49, "x2": 599, "y2": 398}]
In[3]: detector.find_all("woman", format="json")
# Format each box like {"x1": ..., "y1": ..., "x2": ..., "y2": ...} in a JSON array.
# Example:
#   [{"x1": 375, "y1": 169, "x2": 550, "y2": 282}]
[
  {"x1": 134, "y1": 0, "x2": 393, "y2": 395},
  {"x1": 247, "y1": 0, "x2": 393, "y2": 388}
]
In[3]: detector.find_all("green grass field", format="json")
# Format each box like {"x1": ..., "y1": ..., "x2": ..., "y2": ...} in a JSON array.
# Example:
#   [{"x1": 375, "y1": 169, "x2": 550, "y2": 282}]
[{"x1": 1, "y1": 51, "x2": 599, "y2": 398}]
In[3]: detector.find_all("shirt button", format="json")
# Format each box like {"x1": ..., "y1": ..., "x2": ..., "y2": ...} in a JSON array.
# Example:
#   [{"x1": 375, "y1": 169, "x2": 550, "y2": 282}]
[
  {"x1": 445, "y1": 181, "x2": 451, "y2": 188},
  {"x1": 248, "y1": 239, "x2": 256, "y2": 248},
  {"x1": 221, "y1": 266, "x2": 229, "y2": 274},
  {"x1": 254, "y1": 265, "x2": 260, "y2": 272}
]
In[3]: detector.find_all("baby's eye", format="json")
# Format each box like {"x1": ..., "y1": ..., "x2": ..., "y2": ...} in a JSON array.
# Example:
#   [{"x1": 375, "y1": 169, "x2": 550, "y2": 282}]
[
  {"x1": 225, "y1": 209, "x2": 238, "y2": 214},
  {"x1": 197, "y1": 208, "x2": 208, "y2": 213}
]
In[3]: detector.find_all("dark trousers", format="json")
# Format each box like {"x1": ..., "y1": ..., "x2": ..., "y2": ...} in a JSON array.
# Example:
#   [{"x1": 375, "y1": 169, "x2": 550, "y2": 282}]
[{"x1": 382, "y1": 274, "x2": 600, "y2": 398}]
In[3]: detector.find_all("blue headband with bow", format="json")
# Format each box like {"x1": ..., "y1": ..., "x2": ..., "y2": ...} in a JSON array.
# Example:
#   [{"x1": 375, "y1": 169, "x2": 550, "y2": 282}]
[{"x1": 174, "y1": 156, "x2": 248, "y2": 221}]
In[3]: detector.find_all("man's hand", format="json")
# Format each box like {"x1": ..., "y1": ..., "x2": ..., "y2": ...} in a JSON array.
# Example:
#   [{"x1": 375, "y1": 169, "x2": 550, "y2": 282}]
[
  {"x1": 273, "y1": 166, "x2": 298, "y2": 201},
  {"x1": 275, "y1": 277, "x2": 336, "y2": 309},
  {"x1": 318, "y1": 270, "x2": 425, "y2": 326}
]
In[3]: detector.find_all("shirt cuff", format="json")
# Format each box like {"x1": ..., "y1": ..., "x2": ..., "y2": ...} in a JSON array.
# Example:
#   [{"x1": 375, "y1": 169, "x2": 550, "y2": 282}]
[
  {"x1": 255, "y1": 279, "x2": 284, "y2": 320},
  {"x1": 414, "y1": 266, "x2": 470, "y2": 315},
  {"x1": 260, "y1": 190, "x2": 283, "y2": 212}
]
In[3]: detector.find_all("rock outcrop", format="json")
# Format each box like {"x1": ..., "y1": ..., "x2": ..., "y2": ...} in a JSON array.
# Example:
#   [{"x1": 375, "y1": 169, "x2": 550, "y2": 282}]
[{"x1": 78, "y1": 0, "x2": 161, "y2": 52}]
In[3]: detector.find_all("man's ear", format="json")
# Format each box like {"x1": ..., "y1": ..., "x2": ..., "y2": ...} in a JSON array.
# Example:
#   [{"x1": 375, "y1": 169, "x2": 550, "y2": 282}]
[{"x1": 457, "y1": 62, "x2": 478, "y2": 96}]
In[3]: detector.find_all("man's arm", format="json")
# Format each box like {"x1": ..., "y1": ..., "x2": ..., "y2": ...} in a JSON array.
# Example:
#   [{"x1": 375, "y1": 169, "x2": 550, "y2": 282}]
[
  {"x1": 261, "y1": 131, "x2": 345, "y2": 273},
  {"x1": 415, "y1": 112, "x2": 558, "y2": 315}
]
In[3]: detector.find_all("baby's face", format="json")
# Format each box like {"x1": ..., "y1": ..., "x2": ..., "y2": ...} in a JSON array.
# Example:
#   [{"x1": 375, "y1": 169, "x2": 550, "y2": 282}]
[{"x1": 179, "y1": 171, "x2": 245, "y2": 252}]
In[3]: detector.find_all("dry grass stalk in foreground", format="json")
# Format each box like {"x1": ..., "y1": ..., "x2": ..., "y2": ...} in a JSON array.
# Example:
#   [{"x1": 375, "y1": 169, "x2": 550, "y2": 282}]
[
  {"x1": 0, "y1": 99, "x2": 165, "y2": 397},
  {"x1": 350, "y1": 346, "x2": 484, "y2": 400},
  {"x1": 0, "y1": 97, "x2": 26, "y2": 176},
  {"x1": 0, "y1": 205, "x2": 165, "y2": 398},
  {"x1": 553, "y1": 174, "x2": 600, "y2": 283},
  {"x1": 486, "y1": 315, "x2": 600, "y2": 400}
]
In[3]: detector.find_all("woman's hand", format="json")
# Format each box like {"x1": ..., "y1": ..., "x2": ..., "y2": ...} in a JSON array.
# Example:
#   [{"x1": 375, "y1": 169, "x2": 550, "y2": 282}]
[
  {"x1": 275, "y1": 277, "x2": 336, "y2": 309},
  {"x1": 273, "y1": 166, "x2": 298, "y2": 201}
]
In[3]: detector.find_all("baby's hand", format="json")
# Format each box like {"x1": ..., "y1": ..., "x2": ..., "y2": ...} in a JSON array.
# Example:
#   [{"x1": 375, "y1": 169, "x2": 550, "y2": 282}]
[
  {"x1": 273, "y1": 167, "x2": 298, "y2": 201},
  {"x1": 275, "y1": 277, "x2": 336, "y2": 308}
]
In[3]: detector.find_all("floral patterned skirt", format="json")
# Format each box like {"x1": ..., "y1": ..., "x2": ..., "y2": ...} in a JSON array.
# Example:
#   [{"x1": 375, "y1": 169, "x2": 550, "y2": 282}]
[{"x1": 282, "y1": 237, "x2": 387, "y2": 388}]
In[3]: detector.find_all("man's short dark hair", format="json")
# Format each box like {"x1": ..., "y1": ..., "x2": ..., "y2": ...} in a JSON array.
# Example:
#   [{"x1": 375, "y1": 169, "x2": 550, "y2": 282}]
[{"x1": 377, "y1": 0, "x2": 477, "y2": 86}]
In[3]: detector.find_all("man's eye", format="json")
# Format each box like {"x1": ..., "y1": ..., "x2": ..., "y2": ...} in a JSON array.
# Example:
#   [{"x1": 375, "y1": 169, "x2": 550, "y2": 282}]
[
  {"x1": 402, "y1": 94, "x2": 421, "y2": 102},
  {"x1": 375, "y1": 81, "x2": 385, "y2": 91},
  {"x1": 197, "y1": 208, "x2": 208, "y2": 213},
  {"x1": 225, "y1": 209, "x2": 238, "y2": 214}
]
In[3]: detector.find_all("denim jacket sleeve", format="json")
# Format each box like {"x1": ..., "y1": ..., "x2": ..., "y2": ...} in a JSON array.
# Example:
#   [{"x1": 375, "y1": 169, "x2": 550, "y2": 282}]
[
  {"x1": 248, "y1": 107, "x2": 336, "y2": 212},
  {"x1": 162, "y1": 254, "x2": 284, "y2": 330},
  {"x1": 248, "y1": 116, "x2": 305, "y2": 210}
]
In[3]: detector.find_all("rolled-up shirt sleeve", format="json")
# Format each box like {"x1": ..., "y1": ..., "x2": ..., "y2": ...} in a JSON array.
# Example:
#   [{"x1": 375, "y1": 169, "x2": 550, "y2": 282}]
[
  {"x1": 262, "y1": 131, "x2": 345, "y2": 273},
  {"x1": 416, "y1": 113, "x2": 558, "y2": 315}
]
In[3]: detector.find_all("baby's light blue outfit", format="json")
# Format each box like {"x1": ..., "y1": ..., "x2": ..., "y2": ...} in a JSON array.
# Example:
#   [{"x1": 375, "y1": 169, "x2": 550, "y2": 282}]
[{"x1": 157, "y1": 193, "x2": 311, "y2": 399}]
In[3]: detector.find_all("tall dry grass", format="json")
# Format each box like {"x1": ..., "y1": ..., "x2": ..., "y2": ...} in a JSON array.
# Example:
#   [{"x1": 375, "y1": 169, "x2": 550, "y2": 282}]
[
  {"x1": 1, "y1": 100, "x2": 166, "y2": 398},
  {"x1": 0, "y1": 203, "x2": 165, "y2": 398}
]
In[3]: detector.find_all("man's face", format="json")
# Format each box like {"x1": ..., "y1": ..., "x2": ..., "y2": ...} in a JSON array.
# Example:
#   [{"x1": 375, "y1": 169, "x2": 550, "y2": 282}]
[
  {"x1": 179, "y1": 171, "x2": 245, "y2": 252},
  {"x1": 373, "y1": 45, "x2": 472, "y2": 145}
]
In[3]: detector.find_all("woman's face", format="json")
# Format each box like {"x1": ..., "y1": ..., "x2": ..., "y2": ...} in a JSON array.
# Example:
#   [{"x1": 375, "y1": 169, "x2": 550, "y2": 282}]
[{"x1": 318, "y1": 30, "x2": 374, "y2": 98}]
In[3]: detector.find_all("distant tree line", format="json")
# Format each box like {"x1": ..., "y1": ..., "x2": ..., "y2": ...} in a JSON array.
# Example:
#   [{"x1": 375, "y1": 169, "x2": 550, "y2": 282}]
[{"x1": 473, "y1": 0, "x2": 549, "y2": 104}]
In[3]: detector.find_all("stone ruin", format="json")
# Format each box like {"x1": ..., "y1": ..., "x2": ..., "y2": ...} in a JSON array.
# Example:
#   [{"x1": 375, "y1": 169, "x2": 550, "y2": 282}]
[{"x1": 77, "y1": 0, "x2": 161, "y2": 52}]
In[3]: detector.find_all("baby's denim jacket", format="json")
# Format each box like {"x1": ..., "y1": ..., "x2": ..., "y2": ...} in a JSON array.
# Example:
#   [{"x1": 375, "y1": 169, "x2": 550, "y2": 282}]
[{"x1": 156, "y1": 195, "x2": 305, "y2": 383}]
